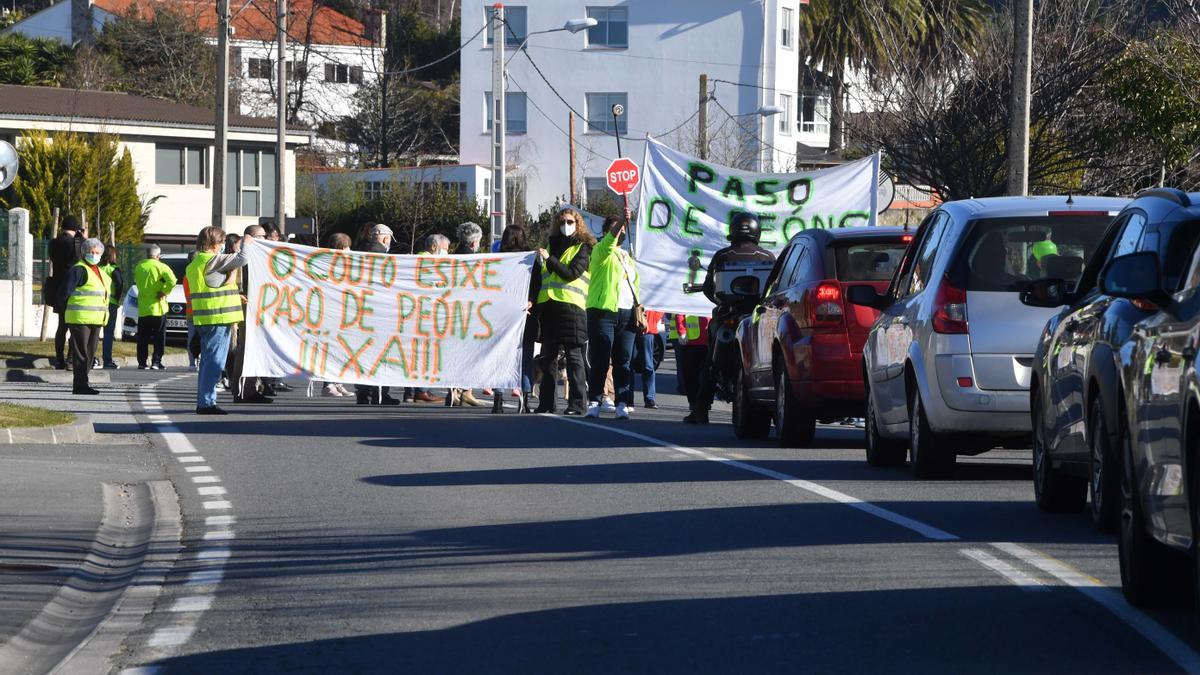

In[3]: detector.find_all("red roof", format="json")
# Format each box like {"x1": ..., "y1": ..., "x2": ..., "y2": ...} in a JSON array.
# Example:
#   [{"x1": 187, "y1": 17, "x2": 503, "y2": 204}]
[{"x1": 94, "y1": 0, "x2": 377, "y2": 47}]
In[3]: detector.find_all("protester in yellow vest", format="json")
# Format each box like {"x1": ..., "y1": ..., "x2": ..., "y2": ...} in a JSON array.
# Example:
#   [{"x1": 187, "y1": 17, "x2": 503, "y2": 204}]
[
  {"x1": 186, "y1": 225, "x2": 252, "y2": 415},
  {"x1": 133, "y1": 244, "x2": 177, "y2": 371},
  {"x1": 533, "y1": 207, "x2": 595, "y2": 415},
  {"x1": 57, "y1": 238, "x2": 110, "y2": 395},
  {"x1": 584, "y1": 216, "x2": 640, "y2": 420},
  {"x1": 97, "y1": 246, "x2": 125, "y2": 370}
]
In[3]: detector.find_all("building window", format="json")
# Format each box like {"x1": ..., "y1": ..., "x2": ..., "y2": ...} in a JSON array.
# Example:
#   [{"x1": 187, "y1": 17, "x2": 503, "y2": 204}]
[
  {"x1": 485, "y1": 6, "x2": 527, "y2": 47},
  {"x1": 778, "y1": 94, "x2": 793, "y2": 134},
  {"x1": 584, "y1": 177, "x2": 609, "y2": 207},
  {"x1": 225, "y1": 148, "x2": 276, "y2": 217},
  {"x1": 286, "y1": 61, "x2": 307, "y2": 80},
  {"x1": 485, "y1": 91, "x2": 528, "y2": 134},
  {"x1": 155, "y1": 145, "x2": 205, "y2": 185},
  {"x1": 586, "y1": 7, "x2": 628, "y2": 48},
  {"x1": 248, "y1": 57, "x2": 272, "y2": 79},
  {"x1": 324, "y1": 63, "x2": 363, "y2": 84},
  {"x1": 586, "y1": 92, "x2": 627, "y2": 134},
  {"x1": 781, "y1": 7, "x2": 794, "y2": 49},
  {"x1": 801, "y1": 89, "x2": 830, "y2": 135}
]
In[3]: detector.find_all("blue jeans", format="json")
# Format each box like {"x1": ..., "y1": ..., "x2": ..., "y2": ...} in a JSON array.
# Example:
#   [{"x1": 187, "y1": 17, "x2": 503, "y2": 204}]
[
  {"x1": 196, "y1": 324, "x2": 232, "y2": 408},
  {"x1": 636, "y1": 333, "x2": 658, "y2": 404},
  {"x1": 586, "y1": 308, "x2": 636, "y2": 405},
  {"x1": 102, "y1": 306, "x2": 119, "y2": 364},
  {"x1": 521, "y1": 319, "x2": 537, "y2": 394}
]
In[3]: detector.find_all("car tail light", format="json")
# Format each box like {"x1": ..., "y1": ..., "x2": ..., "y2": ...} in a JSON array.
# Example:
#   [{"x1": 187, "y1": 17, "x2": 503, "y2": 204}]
[
  {"x1": 957, "y1": 377, "x2": 973, "y2": 388},
  {"x1": 932, "y1": 275, "x2": 969, "y2": 334},
  {"x1": 902, "y1": 234, "x2": 913, "y2": 243},
  {"x1": 1130, "y1": 298, "x2": 1157, "y2": 312},
  {"x1": 811, "y1": 281, "x2": 844, "y2": 326}
]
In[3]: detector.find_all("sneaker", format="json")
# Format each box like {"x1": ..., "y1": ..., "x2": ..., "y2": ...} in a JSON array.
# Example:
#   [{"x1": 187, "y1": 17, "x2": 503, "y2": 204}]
[
  {"x1": 335, "y1": 384, "x2": 353, "y2": 396},
  {"x1": 149, "y1": 363, "x2": 165, "y2": 371},
  {"x1": 616, "y1": 402, "x2": 630, "y2": 419},
  {"x1": 196, "y1": 406, "x2": 228, "y2": 415},
  {"x1": 92, "y1": 359, "x2": 103, "y2": 370},
  {"x1": 646, "y1": 400, "x2": 659, "y2": 409},
  {"x1": 275, "y1": 382, "x2": 295, "y2": 392},
  {"x1": 323, "y1": 384, "x2": 344, "y2": 397},
  {"x1": 103, "y1": 361, "x2": 120, "y2": 370},
  {"x1": 138, "y1": 364, "x2": 149, "y2": 370},
  {"x1": 600, "y1": 398, "x2": 616, "y2": 413},
  {"x1": 585, "y1": 401, "x2": 601, "y2": 418}
]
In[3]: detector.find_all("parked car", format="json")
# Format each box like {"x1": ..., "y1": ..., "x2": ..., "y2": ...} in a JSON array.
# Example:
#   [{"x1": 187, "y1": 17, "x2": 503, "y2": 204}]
[
  {"x1": 848, "y1": 196, "x2": 1126, "y2": 478},
  {"x1": 121, "y1": 253, "x2": 191, "y2": 342},
  {"x1": 1102, "y1": 248, "x2": 1200, "y2": 607},
  {"x1": 734, "y1": 226, "x2": 912, "y2": 446},
  {"x1": 1021, "y1": 189, "x2": 1200, "y2": 531}
]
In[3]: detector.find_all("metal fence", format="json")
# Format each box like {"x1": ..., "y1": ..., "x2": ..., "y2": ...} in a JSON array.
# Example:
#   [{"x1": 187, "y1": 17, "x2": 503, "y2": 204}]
[{"x1": 30, "y1": 239, "x2": 146, "y2": 305}]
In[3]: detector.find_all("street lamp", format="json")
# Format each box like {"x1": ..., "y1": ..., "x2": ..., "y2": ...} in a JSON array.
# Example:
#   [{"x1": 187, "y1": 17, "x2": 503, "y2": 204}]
[
  {"x1": 490, "y1": 7, "x2": 596, "y2": 241},
  {"x1": 754, "y1": 104, "x2": 783, "y2": 172}
]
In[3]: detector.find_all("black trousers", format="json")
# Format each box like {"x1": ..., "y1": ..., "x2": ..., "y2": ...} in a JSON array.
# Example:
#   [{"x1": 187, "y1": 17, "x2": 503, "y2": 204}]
[
  {"x1": 677, "y1": 344, "x2": 708, "y2": 408},
  {"x1": 537, "y1": 338, "x2": 587, "y2": 413},
  {"x1": 68, "y1": 323, "x2": 100, "y2": 392},
  {"x1": 137, "y1": 314, "x2": 167, "y2": 367},
  {"x1": 54, "y1": 311, "x2": 70, "y2": 364}
]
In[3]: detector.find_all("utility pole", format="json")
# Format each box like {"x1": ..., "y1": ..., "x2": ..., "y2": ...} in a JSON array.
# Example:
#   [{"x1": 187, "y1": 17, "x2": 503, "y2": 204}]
[
  {"x1": 489, "y1": 3, "x2": 506, "y2": 241},
  {"x1": 276, "y1": 0, "x2": 287, "y2": 233},
  {"x1": 568, "y1": 111, "x2": 577, "y2": 205},
  {"x1": 1007, "y1": 0, "x2": 1033, "y2": 196},
  {"x1": 698, "y1": 73, "x2": 708, "y2": 160},
  {"x1": 213, "y1": 0, "x2": 231, "y2": 228}
]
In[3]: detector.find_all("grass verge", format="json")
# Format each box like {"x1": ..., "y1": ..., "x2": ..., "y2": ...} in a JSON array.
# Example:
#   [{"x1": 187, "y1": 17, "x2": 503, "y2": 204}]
[
  {"x1": 0, "y1": 403, "x2": 75, "y2": 429},
  {"x1": 0, "y1": 339, "x2": 182, "y2": 363}
]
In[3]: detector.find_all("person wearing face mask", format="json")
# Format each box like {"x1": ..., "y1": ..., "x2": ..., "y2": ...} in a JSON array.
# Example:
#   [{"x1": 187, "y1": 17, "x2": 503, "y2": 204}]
[
  {"x1": 187, "y1": 225, "x2": 255, "y2": 414},
  {"x1": 533, "y1": 208, "x2": 596, "y2": 415},
  {"x1": 445, "y1": 221, "x2": 485, "y2": 406},
  {"x1": 230, "y1": 224, "x2": 272, "y2": 403},
  {"x1": 584, "y1": 215, "x2": 640, "y2": 420},
  {"x1": 58, "y1": 238, "x2": 111, "y2": 395}
]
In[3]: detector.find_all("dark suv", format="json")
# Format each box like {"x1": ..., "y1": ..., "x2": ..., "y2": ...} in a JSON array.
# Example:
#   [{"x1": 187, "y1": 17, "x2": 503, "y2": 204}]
[
  {"x1": 734, "y1": 227, "x2": 911, "y2": 446},
  {"x1": 1022, "y1": 189, "x2": 1200, "y2": 531},
  {"x1": 1101, "y1": 236, "x2": 1200, "y2": 609}
]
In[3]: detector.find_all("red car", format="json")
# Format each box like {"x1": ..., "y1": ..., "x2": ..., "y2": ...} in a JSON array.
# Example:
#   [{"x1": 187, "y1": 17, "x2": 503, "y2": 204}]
[{"x1": 734, "y1": 227, "x2": 912, "y2": 446}]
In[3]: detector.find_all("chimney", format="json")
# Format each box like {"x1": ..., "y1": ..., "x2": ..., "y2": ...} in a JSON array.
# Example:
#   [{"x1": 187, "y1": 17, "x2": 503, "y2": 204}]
[{"x1": 71, "y1": 0, "x2": 94, "y2": 45}]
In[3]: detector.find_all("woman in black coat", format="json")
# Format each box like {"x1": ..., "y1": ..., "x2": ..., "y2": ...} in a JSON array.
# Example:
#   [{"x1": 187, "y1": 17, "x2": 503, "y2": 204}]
[{"x1": 534, "y1": 208, "x2": 595, "y2": 415}]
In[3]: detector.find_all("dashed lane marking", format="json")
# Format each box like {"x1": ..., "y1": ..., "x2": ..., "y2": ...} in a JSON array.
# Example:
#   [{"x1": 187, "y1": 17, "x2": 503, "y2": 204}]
[{"x1": 960, "y1": 548, "x2": 1048, "y2": 592}]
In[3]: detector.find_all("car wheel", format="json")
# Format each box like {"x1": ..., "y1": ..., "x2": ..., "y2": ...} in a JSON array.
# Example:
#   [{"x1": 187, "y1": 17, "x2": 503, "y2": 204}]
[
  {"x1": 1031, "y1": 392, "x2": 1085, "y2": 512},
  {"x1": 1088, "y1": 397, "x2": 1120, "y2": 533},
  {"x1": 1118, "y1": 417, "x2": 1187, "y2": 606},
  {"x1": 908, "y1": 387, "x2": 954, "y2": 479},
  {"x1": 865, "y1": 383, "x2": 906, "y2": 467},
  {"x1": 776, "y1": 363, "x2": 815, "y2": 448},
  {"x1": 733, "y1": 368, "x2": 771, "y2": 440}
]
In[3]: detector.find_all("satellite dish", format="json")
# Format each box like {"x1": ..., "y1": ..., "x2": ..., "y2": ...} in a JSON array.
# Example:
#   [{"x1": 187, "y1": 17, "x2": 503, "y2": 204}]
[
  {"x1": 0, "y1": 141, "x2": 19, "y2": 190},
  {"x1": 877, "y1": 171, "x2": 896, "y2": 213}
]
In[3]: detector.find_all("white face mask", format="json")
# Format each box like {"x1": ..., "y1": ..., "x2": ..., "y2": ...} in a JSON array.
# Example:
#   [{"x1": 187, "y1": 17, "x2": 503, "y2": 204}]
[
  {"x1": 560, "y1": 223, "x2": 576, "y2": 238},
  {"x1": 84, "y1": 252, "x2": 101, "y2": 265}
]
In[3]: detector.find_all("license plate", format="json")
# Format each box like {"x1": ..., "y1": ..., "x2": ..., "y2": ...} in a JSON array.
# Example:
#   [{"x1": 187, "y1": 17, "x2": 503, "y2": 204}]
[{"x1": 166, "y1": 318, "x2": 187, "y2": 329}]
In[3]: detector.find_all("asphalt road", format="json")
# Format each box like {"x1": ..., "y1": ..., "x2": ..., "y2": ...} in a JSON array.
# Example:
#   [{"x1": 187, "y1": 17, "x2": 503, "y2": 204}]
[{"x1": 97, "y1": 365, "x2": 1199, "y2": 674}]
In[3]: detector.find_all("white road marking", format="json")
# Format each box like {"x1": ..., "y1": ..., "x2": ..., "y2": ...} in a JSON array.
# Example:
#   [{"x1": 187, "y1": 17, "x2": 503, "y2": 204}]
[
  {"x1": 203, "y1": 530, "x2": 235, "y2": 541},
  {"x1": 196, "y1": 548, "x2": 232, "y2": 561},
  {"x1": 960, "y1": 548, "x2": 1048, "y2": 592},
  {"x1": 168, "y1": 596, "x2": 213, "y2": 613},
  {"x1": 205, "y1": 515, "x2": 235, "y2": 526},
  {"x1": 993, "y1": 542, "x2": 1200, "y2": 674},
  {"x1": 202, "y1": 500, "x2": 232, "y2": 510},
  {"x1": 178, "y1": 456, "x2": 205, "y2": 463},
  {"x1": 197, "y1": 486, "x2": 227, "y2": 496},
  {"x1": 184, "y1": 466, "x2": 213, "y2": 473},
  {"x1": 185, "y1": 570, "x2": 225, "y2": 586},
  {"x1": 147, "y1": 626, "x2": 194, "y2": 648},
  {"x1": 547, "y1": 416, "x2": 958, "y2": 541},
  {"x1": 547, "y1": 416, "x2": 1200, "y2": 672},
  {"x1": 191, "y1": 476, "x2": 221, "y2": 484}
]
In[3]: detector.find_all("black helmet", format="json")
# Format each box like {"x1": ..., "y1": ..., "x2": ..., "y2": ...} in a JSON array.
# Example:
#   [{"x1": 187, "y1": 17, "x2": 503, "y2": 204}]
[{"x1": 727, "y1": 212, "x2": 761, "y2": 244}]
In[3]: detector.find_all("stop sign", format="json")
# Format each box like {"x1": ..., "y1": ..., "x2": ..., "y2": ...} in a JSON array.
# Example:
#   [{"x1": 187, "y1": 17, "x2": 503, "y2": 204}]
[{"x1": 606, "y1": 157, "x2": 640, "y2": 195}]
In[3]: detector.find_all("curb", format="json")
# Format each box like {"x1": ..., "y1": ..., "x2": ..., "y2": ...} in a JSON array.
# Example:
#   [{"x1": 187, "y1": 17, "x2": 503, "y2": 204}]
[
  {"x1": 3, "y1": 369, "x2": 112, "y2": 384},
  {"x1": 1, "y1": 414, "x2": 95, "y2": 445},
  {"x1": 21, "y1": 353, "x2": 192, "y2": 370}
]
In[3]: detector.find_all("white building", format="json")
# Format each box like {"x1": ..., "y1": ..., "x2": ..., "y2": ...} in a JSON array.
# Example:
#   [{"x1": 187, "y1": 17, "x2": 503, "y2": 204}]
[
  {"x1": 307, "y1": 164, "x2": 491, "y2": 207},
  {"x1": 459, "y1": 1, "x2": 832, "y2": 217},
  {"x1": 0, "y1": 84, "x2": 311, "y2": 243},
  {"x1": 6, "y1": 0, "x2": 385, "y2": 129}
]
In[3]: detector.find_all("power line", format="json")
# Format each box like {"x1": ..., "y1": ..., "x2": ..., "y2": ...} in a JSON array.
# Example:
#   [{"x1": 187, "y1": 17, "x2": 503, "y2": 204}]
[
  {"x1": 507, "y1": 74, "x2": 614, "y2": 162},
  {"x1": 711, "y1": 96, "x2": 798, "y2": 161},
  {"x1": 381, "y1": 22, "x2": 489, "y2": 77}
]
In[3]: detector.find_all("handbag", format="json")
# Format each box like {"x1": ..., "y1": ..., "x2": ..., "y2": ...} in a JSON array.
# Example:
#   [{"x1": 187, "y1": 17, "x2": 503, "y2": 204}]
[{"x1": 619, "y1": 253, "x2": 648, "y2": 334}]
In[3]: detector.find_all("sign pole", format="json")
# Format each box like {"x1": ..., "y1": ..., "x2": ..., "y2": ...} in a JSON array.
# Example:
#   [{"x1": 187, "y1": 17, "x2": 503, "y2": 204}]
[{"x1": 611, "y1": 104, "x2": 628, "y2": 219}]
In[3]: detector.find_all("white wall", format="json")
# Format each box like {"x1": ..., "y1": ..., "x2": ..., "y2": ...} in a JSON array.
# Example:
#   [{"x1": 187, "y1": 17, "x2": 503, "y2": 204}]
[
  {"x1": 309, "y1": 164, "x2": 490, "y2": 206},
  {"x1": 234, "y1": 40, "x2": 384, "y2": 127},
  {"x1": 460, "y1": 0, "x2": 779, "y2": 216}
]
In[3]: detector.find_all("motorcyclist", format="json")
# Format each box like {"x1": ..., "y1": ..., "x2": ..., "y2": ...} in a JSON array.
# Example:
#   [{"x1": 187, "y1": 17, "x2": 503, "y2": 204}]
[{"x1": 683, "y1": 212, "x2": 776, "y2": 424}]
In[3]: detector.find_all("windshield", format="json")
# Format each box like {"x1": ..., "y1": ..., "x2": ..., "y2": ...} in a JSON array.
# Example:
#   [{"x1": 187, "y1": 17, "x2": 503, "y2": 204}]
[
  {"x1": 949, "y1": 215, "x2": 1113, "y2": 292},
  {"x1": 164, "y1": 257, "x2": 189, "y2": 285},
  {"x1": 833, "y1": 240, "x2": 907, "y2": 282}
]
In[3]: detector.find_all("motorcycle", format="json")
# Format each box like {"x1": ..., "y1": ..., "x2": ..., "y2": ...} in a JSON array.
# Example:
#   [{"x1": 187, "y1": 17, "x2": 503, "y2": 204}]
[{"x1": 682, "y1": 262, "x2": 775, "y2": 402}]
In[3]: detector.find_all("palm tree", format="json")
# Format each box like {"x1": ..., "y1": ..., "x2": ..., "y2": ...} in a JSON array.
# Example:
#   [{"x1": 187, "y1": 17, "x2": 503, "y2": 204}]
[{"x1": 800, "y1": 0, "x2": 990, "y2": 151}]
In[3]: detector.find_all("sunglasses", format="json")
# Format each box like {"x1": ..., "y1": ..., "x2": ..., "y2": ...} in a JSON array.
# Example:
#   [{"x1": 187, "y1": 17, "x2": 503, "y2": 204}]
[{"x1": 561, "y1": 219, "x2": 576, "y2": 224}]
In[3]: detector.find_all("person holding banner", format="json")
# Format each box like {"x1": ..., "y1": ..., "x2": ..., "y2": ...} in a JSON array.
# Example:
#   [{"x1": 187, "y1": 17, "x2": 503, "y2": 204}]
[
  {"x1": 584, "y1": 216, "x2": 640, "y2": 420},
  {"x1": 187, "y1": 226, "x2": 253, "y2": 415},
  {"x1": 444, "y1": 222, "x2": 485, "y2": 407},
  {"x1": 495, "y1": 224, "x2": 540, "y2": 414},
  {"x1": 354, "y1": 224, "x2": 401, "y2": 406},
  {"x1": 533, "y1": 208, "x2": 595, "y2": 415}
]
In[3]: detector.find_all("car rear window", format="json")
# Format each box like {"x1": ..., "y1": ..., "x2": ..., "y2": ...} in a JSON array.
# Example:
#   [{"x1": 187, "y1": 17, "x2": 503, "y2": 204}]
[
  {"x1": 833, "y1": 241, "x2": 907, "y2": 282},
  {"x1": 165, "y1": 257, "x2": 189, "y2": 284},
  {"x1": 948, "y1": 215, "x2": 1113, "y2": 292}
]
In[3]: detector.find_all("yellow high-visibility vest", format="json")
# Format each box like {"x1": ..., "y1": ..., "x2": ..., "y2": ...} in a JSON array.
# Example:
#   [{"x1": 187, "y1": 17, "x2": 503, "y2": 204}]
[
  {"x1": 185, "y1": 252, "x2": 243, "y2": 326},
  {"x1": 65, "y1": 262, "x2": 111, "y2": 325},
  {"x1": 537, "y1": 243, "x2": 590, "y2": 309}
]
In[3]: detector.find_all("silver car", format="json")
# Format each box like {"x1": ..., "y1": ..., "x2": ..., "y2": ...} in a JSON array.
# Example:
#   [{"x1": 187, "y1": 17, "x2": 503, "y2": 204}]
[{"x1": 847, "y1": 196, "x2": 1128, "y2": 478}]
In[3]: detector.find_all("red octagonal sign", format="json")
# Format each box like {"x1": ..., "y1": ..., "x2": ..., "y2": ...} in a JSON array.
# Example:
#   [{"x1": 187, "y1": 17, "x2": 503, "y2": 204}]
[{"x1": 606, "y1": 157, "x2": 641, "y2": 195}]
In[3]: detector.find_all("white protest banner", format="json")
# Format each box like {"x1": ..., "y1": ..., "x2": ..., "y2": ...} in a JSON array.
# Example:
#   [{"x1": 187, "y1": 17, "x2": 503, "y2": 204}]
[
  {"x1": 633, "y1": 137, "x2": 879, "y2": 315},
  {"x1": 242, "y1": 240, "x2": 535, "y2": 389}
]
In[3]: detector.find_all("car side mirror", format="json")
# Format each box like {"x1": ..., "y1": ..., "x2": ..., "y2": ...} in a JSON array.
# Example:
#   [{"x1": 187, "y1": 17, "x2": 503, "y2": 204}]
[
  {"x1": 847, "y1": 284, "x2": 888, "y2": 310},
  {"x1": 1100, "y1": 252, "x2": 1172, "y2": 309},
  {"x1": 1020, "y1": 278, "x2": 1067, "y2": 308}
]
